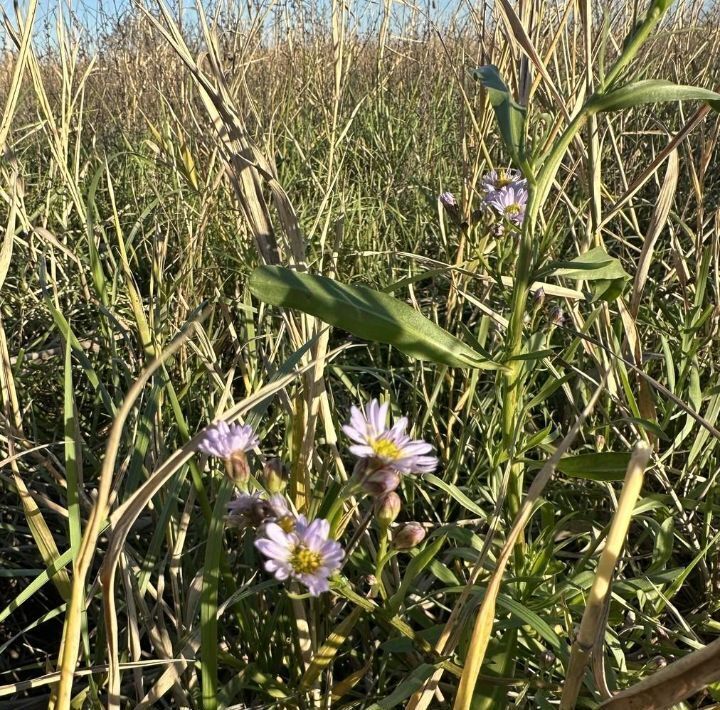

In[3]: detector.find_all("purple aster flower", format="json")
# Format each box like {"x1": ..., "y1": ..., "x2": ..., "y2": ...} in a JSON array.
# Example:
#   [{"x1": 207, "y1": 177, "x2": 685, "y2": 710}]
[
  {"x1": 485, "y1": 185, "x2": 528, "y2": 225},
  {"x1": 343, "y1": 399, "x2": 438, "y2": 475},
  {"x1": 255, "y1": 516, "x2": 344, "y2": 596},
  {"x1": 266, "y1": 493, "x2": 297, "y2": 533},
  {"x1": 197, "y1": 421, "x2": 259, "y2": 459},
  {"x1": 227, "y1": 491, "x2": 264, "y2": 515},
  {"x1": 481, "y1": 168, "x2": 526, "y2": 194}
]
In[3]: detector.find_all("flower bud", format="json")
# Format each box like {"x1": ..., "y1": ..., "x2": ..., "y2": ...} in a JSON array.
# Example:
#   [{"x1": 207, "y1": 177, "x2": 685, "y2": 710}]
[
  {"x1": 226, "y1": 450, "x2": 250, "y2": 486},
  {"x1": 533, "y1": 287, "x2": 546, "y2": 308},
  {"x1": 375, "y1": 492, "x2": 401, "y2": 527},
  {"x1": 548, "y1": 305, "x2": 565, "y2": 327},
  {"x1": 393, "y1": 522, "x2": 426, "y2": 550},
  {"x1": 227, "y1": 492, "x2": 268, "y2": 528},
  {"x1": 263, "y1": 458, "x2": 288, "y2": 493},
  {"x1": 539, "y1": 649, "x2": 555, "y2": 668},
  {"x1": 439, "y1": 191, "x2": 457, "y2": 208},
  {"x1": 362, "y1": 468, "x2": 401, "y2": 496}
]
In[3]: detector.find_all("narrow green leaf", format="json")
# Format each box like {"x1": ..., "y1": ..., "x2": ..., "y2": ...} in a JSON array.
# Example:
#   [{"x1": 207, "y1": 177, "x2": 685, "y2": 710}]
[
  {"x1": 496, "y1": 594, "x2": 564, "y2": 655},
  {"x1": 300, "y1": 606, "x2": 363, "y2": 690},
  {"x1": 0, "y1": 548, "x2": 74, "y2": 623},
  {"x1": 648, "y1": 516, "x2": 674, "y2": 573},
  {"x1": 590, "y1": 80, "x2": 720, "y2": 113},
  {"x1": 366, "y1": 664, "x2": 438, "y2": 709},
  {"x1": 249, "y1": 266, "x2": 503, "y2": 369},
  {"x1": 556, "y1": 452, "x2": 632, "y2": 481},
  {"x1": 423, "y1": 473, "x2": 486, "y2": 518},
  {"x1": 63, "y1": 338, "x2": 82, "y2": 559},
  {"x1": 472, "y1": 65, "x2": 527, "y2": 165},
  {"x1": 386, "y1": 535, "x2": 446, "y2": 616}
]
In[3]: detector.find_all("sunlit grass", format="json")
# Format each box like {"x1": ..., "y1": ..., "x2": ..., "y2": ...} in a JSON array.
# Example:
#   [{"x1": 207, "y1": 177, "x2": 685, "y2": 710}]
[{"x1": 2, "y1": 0, "x2": 720, "y2": 707}]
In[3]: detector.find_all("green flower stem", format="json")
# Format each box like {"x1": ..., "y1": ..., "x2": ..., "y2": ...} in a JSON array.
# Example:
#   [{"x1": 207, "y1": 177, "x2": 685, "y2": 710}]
[
  {"x1": 502, "y1": 110, "x2": 589, "y2": 517},
  {"x1": 372, "y1": 530, "x2": 391, "y2": 599}
]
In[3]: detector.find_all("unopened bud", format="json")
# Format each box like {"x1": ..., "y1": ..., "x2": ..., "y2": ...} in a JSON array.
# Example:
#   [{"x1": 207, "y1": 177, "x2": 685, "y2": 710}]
[
  {"x1": 533, "y1": 287, "x2": 546, "y2": 308},
  {"x1": 362, "y1": 468, "x2": 401, "y2": 497},
  {"x1": 393, "y1": 522, "x2": 426, "y2": 550},
  {"x1": 549, "y1": 305, "x2": 565, "y2": 327},
  {"x1": 439, "y1": 191, "x2": 457, "y2": 207},
  {"x1": 375, "y1": 492, "x2": 401, "y2": 527},
  {"x1": 539, "y1": 649, "x2": 555, "y2": 668},
  {"x1": 226, "y1": 450, "x2": 250, "y2": 485},
  {"x1": 439, "y1": 191, "x2": 463, "y2": 227},
  {"x1": 263, "y1": 458, "x2": 288, "y2": 493},
  {"x1": 227, "y1": 492, "x2": 268, "y2": 528}
]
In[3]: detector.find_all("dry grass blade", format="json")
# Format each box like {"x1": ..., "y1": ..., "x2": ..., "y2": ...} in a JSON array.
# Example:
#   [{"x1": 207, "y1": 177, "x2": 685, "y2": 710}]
[
  {"x1": 600, "y1": 105, "x2": 710, "y2": 229},
  {"x1": 629, "y1": 148, "x2": 679, "y2": 317},
  {"x1": 0, "y1": 0, "x2": 38, "y2": 150},
  {"x1": 54, "y1": 313, "x2": 208, "y2": 710},
  {"x1": 559, "y1": 441, "x2": 653, "y2": 709},
  {"x1": 495, "y1": 0, "x2": 568, "y2": 121},
  {"x1": 599, "y1": 636, "x2": 720, "y2": 709}
]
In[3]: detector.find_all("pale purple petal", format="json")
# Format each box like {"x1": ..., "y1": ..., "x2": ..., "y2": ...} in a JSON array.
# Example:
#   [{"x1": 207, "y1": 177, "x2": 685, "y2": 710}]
[{"x1": 197, "y1": 420, "x2": 260, "y2": 460}]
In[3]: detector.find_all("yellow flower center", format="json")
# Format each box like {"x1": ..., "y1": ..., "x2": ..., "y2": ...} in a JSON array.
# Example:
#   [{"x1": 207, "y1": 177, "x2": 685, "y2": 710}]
[
  {"x1": 504, "y1": 203, "x2": 521, "y2": 215},
  {"x1": 290, "y1": 546, "x2": 322, "y2": 574},
  {"x1": 370, "y1": 438, "x2": 403, "y2": 460},
  {"x1": 278, "y1": 515, "x2": 296, "y2": 533},
  {"x1": 496, "y1": 172, "x2": 513, "y2": 188}
]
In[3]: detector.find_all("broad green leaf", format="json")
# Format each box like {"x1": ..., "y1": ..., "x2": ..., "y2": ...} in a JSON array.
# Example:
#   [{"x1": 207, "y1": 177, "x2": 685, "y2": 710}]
[
  {"x1": 556, "y1": 452, "x2": 632, "y2": 481},
  {"x1": 472, "y1": 65, "x2": 527, "y2": 165},
  {"x1": 590, "y1": 80, "x2": 720, "y2": 113},
  {"x1": 549, "y1": 246, "x2": 630, "y2": 302},
  {"x1": 249, "y1": 266, "x2": 503, "y2": 369}
]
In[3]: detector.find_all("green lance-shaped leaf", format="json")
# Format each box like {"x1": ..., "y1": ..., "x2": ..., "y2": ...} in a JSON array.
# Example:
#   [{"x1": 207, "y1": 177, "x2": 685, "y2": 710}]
[
  {"x1": 472, "y1": 65, "x2": 527, "y2": 166},
  {"x1": 386, "y1": 535, "x2": 446, "y2": 616},
  {"x1": 249, "y1": 266, "x2": 504, "y2": 370},
  {"x1": 548, "y1": 246, "x2": 631, "y2": 303},
  {"x1": 555, "y1": 452, "x2": 632, "y2": 481},
  {"x1": 590, "y1": 80, "x2": 720, "y2": 113}
]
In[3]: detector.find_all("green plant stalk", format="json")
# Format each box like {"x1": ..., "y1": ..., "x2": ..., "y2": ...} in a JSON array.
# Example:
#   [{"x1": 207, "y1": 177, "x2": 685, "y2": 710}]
[
  {"x1": 501, "y1": 111, "x2": 587, "y2": 516},
  {"x1": 600, "y1": 0, "x2": 671, "y2": 91}
]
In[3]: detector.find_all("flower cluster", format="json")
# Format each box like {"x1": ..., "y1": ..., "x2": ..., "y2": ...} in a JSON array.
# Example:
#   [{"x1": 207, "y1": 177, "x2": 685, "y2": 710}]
[
  {"x1": 196, "y1": 400, "x2": 435, "y2": 595},
  {"x1": 437, "y1": 168, "x2": 527, "y2": 233},
  {"x1": 482, "y1": 168, "x2": 528, "y2": 226},
  {"x1": 197, "y1": 420, "x2": 343, "y2": 596}
]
